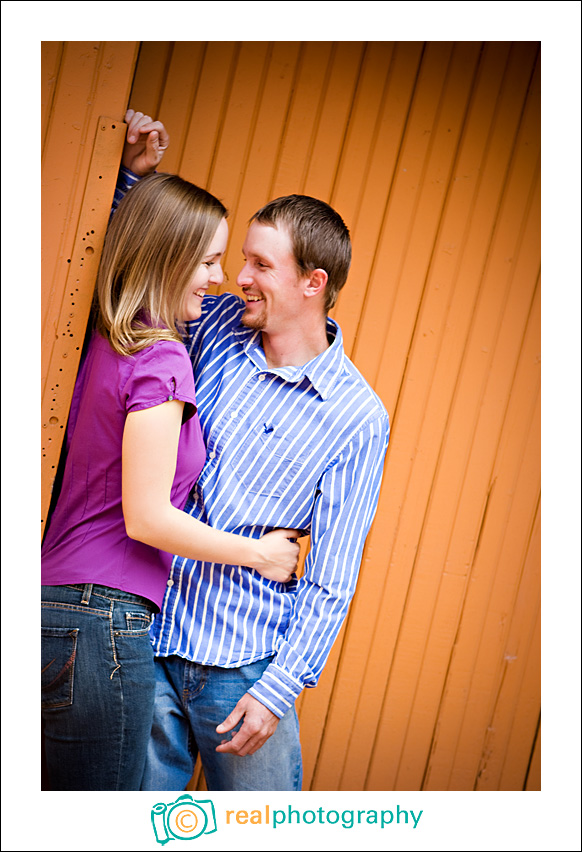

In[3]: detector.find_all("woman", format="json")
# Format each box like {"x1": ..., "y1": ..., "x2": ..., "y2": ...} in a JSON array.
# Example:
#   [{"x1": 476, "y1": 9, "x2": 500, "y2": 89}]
[{"x1": 41, "y1": 167, "x2": 300, "y2": 790}]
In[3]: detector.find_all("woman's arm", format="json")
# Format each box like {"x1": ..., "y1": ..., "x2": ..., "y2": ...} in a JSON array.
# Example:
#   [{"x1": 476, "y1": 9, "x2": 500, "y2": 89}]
[{"x1": 122, "y1": 400, "x2": 299, "y2": 581}]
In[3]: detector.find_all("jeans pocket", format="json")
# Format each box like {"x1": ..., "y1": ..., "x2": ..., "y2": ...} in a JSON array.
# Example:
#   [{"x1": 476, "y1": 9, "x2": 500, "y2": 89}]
[
  {"x1": 121, "y1": 611, "x2": 153, "y2": 633},
  {"x1": 41, "y1": 626, "x2": 79, "y2": 709}
]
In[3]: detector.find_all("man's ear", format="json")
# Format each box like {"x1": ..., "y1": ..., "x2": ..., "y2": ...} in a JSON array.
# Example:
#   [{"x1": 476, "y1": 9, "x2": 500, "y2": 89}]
[{"x1": 304, "y1": 268, "x2": 328, "y2": 299}]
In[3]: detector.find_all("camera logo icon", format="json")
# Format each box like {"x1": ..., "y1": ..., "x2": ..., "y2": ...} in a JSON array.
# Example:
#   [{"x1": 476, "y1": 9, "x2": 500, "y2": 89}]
[{"x1": 151, "y1": 795, "x2": 218, "y2": 844}]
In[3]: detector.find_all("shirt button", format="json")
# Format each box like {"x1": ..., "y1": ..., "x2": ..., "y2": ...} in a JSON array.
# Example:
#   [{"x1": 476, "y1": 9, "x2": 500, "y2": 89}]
[
  {"x1": 209, "y1": 450, "x2": 216, "y2": 459},
  {"x1": 230, "y1": 411, "x2": 236, "y2": 419},
  {"x1": 168, "y1": 395, "x2": 174, "y2": 401},
  {"x1": 258, "y1": 374, "x2": 266, "y2": 381},
  {"x1": 167, "y1": 579, "x2": 174, "y2": 587}
]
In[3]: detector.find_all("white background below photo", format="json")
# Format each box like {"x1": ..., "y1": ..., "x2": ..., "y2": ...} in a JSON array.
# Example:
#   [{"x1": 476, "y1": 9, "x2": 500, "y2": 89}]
[{"x1": 11, "y1": 791, "x2": 578, "y2": 852}]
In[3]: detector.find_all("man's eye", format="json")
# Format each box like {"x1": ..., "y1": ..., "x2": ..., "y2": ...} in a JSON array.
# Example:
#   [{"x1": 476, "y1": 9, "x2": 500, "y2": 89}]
[{"x1": 204, "y1": 261, "x2": 214, "y2": 268}]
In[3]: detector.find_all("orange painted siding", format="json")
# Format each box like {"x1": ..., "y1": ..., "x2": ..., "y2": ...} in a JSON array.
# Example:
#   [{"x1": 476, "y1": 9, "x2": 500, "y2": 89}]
[
  {"x1": 41, "y1": 41, "x2": 139, "y2": 532},
  {"x1": 41, "y1": 41, "x2": 541, "y2": 792}
]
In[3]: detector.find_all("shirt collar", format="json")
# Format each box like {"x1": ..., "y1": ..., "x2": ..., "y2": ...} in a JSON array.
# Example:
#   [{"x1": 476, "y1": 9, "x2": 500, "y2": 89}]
[{"x1": 234, "y1": 318, "x2": 346, "y2": 400}]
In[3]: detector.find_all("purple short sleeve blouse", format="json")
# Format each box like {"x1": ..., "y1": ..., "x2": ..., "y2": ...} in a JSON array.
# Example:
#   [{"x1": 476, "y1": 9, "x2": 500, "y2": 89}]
[{"x1": 41, "y1": 331, "x2": 206, "y2": 609}]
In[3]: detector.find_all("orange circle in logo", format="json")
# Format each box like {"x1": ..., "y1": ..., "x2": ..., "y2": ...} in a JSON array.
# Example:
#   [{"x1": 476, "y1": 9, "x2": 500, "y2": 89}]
[{"x1": 174, "y1": 807, "x2": 198, "y2": 835}]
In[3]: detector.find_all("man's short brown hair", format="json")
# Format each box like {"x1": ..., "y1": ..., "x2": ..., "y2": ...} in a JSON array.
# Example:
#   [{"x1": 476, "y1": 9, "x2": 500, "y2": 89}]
[{"x1": 250, "y1": 195, "x2": 352, "y2": 313}]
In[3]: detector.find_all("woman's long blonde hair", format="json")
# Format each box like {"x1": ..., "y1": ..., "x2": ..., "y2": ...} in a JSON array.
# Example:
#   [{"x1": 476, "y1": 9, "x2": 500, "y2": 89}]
[{"x1": 96, "y1": 172, "x2": 227, "y2": 354}]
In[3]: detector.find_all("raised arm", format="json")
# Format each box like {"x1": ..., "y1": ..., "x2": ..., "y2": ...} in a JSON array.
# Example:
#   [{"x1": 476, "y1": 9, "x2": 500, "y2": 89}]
[
  {"x1": 111, "y1": 110, "x2": 170, "y2": 215},
  {"x1": 121, "y1": 109, "x2": 170, "y2": 176},
  {"x1": 122, "y1": 400, "x2": 299, "y2": 582}
]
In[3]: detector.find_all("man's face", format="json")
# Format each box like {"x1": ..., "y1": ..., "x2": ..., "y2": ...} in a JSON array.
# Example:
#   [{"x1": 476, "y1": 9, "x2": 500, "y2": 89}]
[{"x1": 237, "y1": 221, "x2": 305, "y2": 335}]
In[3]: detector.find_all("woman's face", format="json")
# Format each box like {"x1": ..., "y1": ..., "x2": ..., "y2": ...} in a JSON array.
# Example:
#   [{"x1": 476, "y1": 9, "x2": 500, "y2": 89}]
[{"x1": 180, "y1": 217, "x2": 229, "y2": 322}]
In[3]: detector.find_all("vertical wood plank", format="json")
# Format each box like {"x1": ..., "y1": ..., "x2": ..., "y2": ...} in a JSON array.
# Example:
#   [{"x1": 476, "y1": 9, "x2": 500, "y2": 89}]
[
  {"x1": 41, "y1": 42, "x2": 63, "y2": 152},
  {"x1": 179, "y1": 41, "x2": 239, "y2": 187},
  {"x1": 149, "y1": 42, "x2": 207, "y2": 176},
  {"x1": 41, "y1": 42, "x2": 139, "y2": 533},
  {"x1": 128, "y1": 41, "x2": 174, "y2": 118},
  {"x1": 303, "y1": 42, "x2": 366, "y2": 202},
  {"x1": 206, "y1": 42, "x2": 271, "y2": 207},
  {"x1": 331, "y1": 41, "x2": 423, "y2": 375},
  {"x1": 484, "y1": 520, "x2": 541, "y2": 791},
  {"x1": 269, "y1": 42, "x2": 334, "y2": 199}
]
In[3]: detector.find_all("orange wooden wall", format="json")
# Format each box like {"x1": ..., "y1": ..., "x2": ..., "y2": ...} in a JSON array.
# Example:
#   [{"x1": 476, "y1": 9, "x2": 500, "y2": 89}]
[
  {"x1": 41, "y1": 41, "x2": 139, "y2": 532},
  {"x1": 41, "y1": 41, "x2": 541, "y2": 791}
]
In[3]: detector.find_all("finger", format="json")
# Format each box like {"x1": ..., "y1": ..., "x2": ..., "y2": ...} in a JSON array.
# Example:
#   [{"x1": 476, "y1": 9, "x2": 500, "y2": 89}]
[
  {"x1": 132, "y1": 114, "x2": 153, "y2": 139},
  {"x1": 215, "y1": 727, "x2": 264, "y2": 756},
  {"x1": 139, "y1": 120, "x2": 169, "y2": 151},
  {"x1": 126, "y1": 110, "x2": 143, "y2": 130},
  {"x1": 270, "y1": 528, "x2": 300, "y2": 542},
  {"x1": 215, "y1": 730, "x2": 251, "y2": 755},
  {"x1": 145, "y1": 130, "x2": 160, "y2": 155},
  {"x1": 241, "y1": 733, "x2": 270, "y2": 756},
  {"x1": 216, "y1": 705, "x2": 244, "y2": 735},
  {"x1": 139, "y1": 114, "x2": 153, "y2": 128},
  {"x1": 281, "y1": 528, "x2": 302, "y2": 542},
  {"x1": 157, "y1": 123, "x2": 170, "y2": 149},
  {"x1": 126, "y1": 112, "x2": 151, "y2": 143},
  {"x1": 130, "y1": 113, "x2": 153, "y2": 133},
  {"x1": 225, "y1": 722, "x2": 274, "y2": 755}
]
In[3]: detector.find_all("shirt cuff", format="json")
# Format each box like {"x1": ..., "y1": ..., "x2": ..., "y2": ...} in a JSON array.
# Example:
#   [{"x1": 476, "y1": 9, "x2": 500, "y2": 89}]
[
  {"x1": 247, "y1": 661, "x2": 304, "y2": 718},
  {"x1": 111, "y1": 167, "x2": 143, "y2": 217},
  {"x1": 118, "y1": 165, "x2": 142, "y2": 190}
]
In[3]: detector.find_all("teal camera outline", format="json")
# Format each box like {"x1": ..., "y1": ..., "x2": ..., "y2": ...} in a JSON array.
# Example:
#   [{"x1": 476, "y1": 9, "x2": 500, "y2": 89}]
[{"x1": 151, "y1": 794, "x2": 218, "y2": 844}]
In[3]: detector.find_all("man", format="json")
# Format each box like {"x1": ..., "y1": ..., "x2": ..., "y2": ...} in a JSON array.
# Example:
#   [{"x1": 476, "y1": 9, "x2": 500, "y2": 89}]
[{"x1": 119, "y1": 112, "x2": 389, "y2": 791}]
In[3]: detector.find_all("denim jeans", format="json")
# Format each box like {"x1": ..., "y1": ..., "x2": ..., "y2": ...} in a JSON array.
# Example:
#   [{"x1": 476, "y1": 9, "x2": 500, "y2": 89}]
[
  {"x1": 41, "y1": 583, "x2": 156, "y2": 790},
  {"x1": 141, "y1": 655, "x2": 303, "y2": 791}
]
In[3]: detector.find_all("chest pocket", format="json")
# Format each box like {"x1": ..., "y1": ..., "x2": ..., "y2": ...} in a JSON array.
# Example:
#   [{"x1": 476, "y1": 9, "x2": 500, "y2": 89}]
[{"x1": 232, "y1": 427, "x2": 307, "y2": 499}]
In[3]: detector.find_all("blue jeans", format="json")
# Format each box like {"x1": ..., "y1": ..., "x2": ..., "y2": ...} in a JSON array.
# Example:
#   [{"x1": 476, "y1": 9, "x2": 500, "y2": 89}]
[
  {"x1": 41, "y1": 583, "x2": 156, "y2": 790},
  {"x1": 141, "y1": 655, "x2": 303, "y2": 791}
]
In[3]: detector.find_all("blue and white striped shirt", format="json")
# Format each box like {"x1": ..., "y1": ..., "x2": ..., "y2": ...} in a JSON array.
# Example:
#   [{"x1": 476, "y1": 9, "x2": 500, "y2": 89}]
[
  {"x1": 112, "y1": 166, "x2": 141, "y2": 210},
  {"x1": 150, "y1": 292, "x2": 390, "y2": 717}
]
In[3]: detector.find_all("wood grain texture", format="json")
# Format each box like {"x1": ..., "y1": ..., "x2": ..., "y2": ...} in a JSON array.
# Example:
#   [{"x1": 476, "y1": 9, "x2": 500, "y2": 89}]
[{"x1": 41, "y1": 42, "x2": 139, "y2": 532}]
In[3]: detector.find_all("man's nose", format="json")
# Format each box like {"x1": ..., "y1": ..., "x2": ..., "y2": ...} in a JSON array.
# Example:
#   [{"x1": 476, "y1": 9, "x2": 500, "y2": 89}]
[{"x1": 236, "y1": 262, "x2": 252, "y2": 288}]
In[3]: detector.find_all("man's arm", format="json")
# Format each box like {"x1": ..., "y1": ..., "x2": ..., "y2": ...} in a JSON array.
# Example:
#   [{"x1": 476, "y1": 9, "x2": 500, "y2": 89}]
[
  {"x1": 215, "y1": 412, "x2": 390, "y2": 755},
  {"x1": 111, "y1": 109, "x2": 170, "y2": 214},
  {"x1": 122, "y1": 109, "x2": 169, "y2": 175}
]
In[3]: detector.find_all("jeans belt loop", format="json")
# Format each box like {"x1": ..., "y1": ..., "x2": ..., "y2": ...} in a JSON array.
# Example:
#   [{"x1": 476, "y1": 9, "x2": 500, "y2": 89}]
[{"x1": 81, "y1": 583, "x2": 93, "y2": 605}]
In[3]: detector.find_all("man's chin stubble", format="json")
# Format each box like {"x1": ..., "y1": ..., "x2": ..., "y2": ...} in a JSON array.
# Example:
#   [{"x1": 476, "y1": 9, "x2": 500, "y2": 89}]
[{"x1": 241, "y1": 308, "x2": 266, "y2": 331}]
